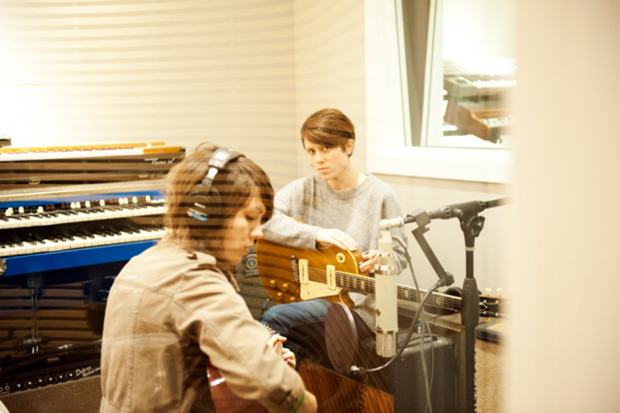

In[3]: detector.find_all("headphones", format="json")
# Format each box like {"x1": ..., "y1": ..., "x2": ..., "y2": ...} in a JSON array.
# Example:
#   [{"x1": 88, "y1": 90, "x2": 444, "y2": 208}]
[{"x1": 186, "y1": 147, "x2": 245, "y2": 222}]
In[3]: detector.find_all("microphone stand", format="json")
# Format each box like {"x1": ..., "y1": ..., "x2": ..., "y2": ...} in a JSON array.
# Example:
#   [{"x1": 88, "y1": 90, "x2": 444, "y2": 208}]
[
  {"x1": 407, "y1": 198, "x2": 507, "y2": 413},
  {"x1": 459, "y1": 213, "x2": 484, "y2": 413}
]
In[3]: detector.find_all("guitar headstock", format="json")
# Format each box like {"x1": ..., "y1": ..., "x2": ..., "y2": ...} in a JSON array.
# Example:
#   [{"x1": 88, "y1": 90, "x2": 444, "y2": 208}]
[{"x1": 479, "y1": 288, "x2": 509, "y2": 319}]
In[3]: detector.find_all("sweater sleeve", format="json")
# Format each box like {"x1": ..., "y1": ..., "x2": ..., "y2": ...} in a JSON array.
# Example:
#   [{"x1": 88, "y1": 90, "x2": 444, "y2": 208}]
[
  {"x1": 381, "y1": 190, "x2": 409, "y2": 274},
  {"x1": 262, "y1": 179, "x2": 320, "y2": 250},
  {"x1": 172, "y1": 267, "x2": 305, "y2": 412}
]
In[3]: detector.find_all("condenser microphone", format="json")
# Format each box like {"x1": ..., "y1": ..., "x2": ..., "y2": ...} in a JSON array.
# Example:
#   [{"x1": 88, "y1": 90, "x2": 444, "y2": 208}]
[
  {"x1": 426, "y1": 198, "x2": 509, "y2": 220},
  {"x1": 379, "y1": 216, "x2": 415, "y2": 230},
  {"x1": 374, "y1": 228, "x2": 398, "y2": 358}
]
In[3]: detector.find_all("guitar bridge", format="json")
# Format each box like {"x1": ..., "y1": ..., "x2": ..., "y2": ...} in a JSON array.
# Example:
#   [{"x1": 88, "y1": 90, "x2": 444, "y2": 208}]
[{"x1": 290, "y1": 255, "x2": 299, "y2": 283}]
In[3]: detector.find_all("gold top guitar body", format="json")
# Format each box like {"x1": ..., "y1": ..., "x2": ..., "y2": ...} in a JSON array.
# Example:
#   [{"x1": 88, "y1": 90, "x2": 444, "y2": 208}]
[{"x1": 256, "y1": 238, "x2": 367, "y2": 307}]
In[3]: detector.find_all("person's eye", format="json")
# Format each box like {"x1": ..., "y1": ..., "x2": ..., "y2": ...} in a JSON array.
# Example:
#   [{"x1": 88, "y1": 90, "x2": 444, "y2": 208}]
[
  {"x1": 246, "y1": 215, "x2": 258, "y2": 222},
  {"x1": 307, "y1": 149, "x2": 315, "y2": 155},
  {"x1": 322, "y1": 145, "x2": 331, "y2": 151}
]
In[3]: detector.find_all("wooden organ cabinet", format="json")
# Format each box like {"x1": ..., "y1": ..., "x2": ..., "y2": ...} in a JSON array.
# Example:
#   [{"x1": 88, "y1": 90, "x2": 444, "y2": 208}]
[{"x1": 0, "y1": 143, "x2": 183, "y2": 412}]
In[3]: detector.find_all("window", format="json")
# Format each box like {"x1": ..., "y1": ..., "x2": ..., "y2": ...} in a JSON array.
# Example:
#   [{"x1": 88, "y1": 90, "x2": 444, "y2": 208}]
[{"x1": 365, "y1": 0, "x2": 515, "y2": 183}]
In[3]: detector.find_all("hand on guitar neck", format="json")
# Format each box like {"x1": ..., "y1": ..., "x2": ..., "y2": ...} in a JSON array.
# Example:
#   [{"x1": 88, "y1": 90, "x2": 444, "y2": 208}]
[
  {"x1": 265, "y1": 326, "x2": 317, "y2": 412},
  {"x1": 267, "y1": 332, "x2": 297, "y2": 369}
]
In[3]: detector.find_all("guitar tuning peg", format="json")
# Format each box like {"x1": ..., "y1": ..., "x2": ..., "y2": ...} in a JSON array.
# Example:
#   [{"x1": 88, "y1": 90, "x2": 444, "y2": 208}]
[
  {"x1": 495, "y1": 287, "x2": 504, "y2": 324},
  {"x1": 484, "y1": 287, "x2": 492, "y2": 322}
]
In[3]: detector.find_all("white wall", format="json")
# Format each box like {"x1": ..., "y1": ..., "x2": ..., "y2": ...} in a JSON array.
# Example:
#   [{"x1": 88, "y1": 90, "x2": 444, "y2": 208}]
[
  {"x1": 508, "y1": 1, "x2": 620, "y2": 411},
  {"x1": 0, "y1": 0, "x2": 299, "y2": 190},
  {"x1": 291, "y1": 0, "x2": 366, "y2": 177}
]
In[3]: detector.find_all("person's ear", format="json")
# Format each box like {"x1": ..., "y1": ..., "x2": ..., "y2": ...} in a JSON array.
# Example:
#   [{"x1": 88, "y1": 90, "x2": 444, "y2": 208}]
[{"x1": 345, "y1": 139, "x2": 355, "y2": 156}]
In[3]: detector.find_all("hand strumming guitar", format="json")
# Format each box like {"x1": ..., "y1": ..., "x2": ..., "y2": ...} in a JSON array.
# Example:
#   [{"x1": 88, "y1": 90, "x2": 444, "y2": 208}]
[
  {"x1": 316, "y1": 228, "x2": 358, "y2": 252},
  {"x1": 317, "y1": 229, "x2": 378, "y2": 275}
]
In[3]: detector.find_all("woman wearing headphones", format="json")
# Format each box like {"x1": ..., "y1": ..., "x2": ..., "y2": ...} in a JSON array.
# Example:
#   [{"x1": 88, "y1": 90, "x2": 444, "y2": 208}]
[{"x1": 100, "y1": 144, "x2": 317, "y2": 413}]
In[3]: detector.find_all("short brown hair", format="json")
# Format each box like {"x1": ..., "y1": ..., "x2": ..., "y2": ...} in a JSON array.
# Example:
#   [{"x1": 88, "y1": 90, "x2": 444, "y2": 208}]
[
  {"x1": 301, "y1": 108, "x2": 355, "y2": 154},
  {"x1": 163, "y1": 143, "x2": 274, "y2": 257}
]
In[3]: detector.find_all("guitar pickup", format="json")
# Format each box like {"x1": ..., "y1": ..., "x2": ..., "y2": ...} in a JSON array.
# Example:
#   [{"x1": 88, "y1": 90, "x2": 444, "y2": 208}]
[
  {"x1": 299, "y1": 259, "x2": 309, "y2": 285},
  {"x1": 326, "y1": 265, "x2": 336, "y2": 290}
]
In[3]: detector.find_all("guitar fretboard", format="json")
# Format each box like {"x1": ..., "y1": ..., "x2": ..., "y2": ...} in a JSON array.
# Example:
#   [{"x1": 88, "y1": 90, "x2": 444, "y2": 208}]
[{"x1": 291, "y1": 262, "x2": 462, "y2": 313}]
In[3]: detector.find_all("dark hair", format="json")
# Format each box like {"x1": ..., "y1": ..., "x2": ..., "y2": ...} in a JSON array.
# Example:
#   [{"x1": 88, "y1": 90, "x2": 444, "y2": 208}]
[
  {"x1": 301, "y1": 108, "x2": 355, "y2": 155},
  {"x1": 163, "y1": 143, "x2": 274, "y2": 257}
]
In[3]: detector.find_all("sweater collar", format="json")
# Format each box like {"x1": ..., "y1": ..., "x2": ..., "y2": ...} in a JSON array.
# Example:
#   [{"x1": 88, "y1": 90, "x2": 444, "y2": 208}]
[{"x1": 314, "y1": 173, "x2": 374, "y2": 199}]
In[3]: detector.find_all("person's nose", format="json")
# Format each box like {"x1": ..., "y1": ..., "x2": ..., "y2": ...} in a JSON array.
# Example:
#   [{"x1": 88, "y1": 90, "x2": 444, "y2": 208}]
[{"x1": 251, "y1": 225, "x2": 263, "y2": 240}]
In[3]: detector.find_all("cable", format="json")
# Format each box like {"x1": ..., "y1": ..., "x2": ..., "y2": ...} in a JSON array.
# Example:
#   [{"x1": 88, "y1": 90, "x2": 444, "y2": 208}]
[{"x1": 352, "y1": 236, "x2": 440, "y2": 412}]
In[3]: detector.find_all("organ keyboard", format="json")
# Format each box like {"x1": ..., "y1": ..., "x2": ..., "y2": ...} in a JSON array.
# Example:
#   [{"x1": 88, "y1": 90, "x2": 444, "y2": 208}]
[
  {"x1": 443, "y1": 59, "x2": 515, "y2": 144},
  {"x1": 0, "y1": 142, "x2": 184, "y2": 189},
  {"x1": 0, "y1": 180, "x2": 170, "y2": 364},
  {"x1": 0, "y1": 180, "x2": 167, "y2": 277},
  {"x1": 0, "y1": 143, "x2": 181, "y2": 393}
]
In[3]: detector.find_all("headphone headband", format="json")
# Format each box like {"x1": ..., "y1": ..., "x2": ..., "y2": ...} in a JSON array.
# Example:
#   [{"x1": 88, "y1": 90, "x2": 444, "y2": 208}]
[
  {"x1": 200, "y1": 147, "x2": 244, "y2": 189},
  {"x1": 187, "y1": 147, "x2": 245, "y2": 222}
]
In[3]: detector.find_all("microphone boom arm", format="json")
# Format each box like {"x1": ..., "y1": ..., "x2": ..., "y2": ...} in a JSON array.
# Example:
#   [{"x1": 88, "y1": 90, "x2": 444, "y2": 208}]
[{"x1": 407, "y1": 209, "x2": 455, "y2": 288}]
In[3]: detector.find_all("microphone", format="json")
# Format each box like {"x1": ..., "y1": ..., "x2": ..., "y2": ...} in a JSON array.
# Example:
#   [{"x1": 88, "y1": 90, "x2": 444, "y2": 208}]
[
  {"x1": 425, "y1": 198, "x2": 509, "y2": 220},
  {"x1": 379, "y1": 198, "x2": 510, "y2": 230},
  {"x1": 379, "y1": 216, "x2": 414, "y2": 230},
  {"x1": 374, "y1": 228, "x2": 398, "y2": 358}
]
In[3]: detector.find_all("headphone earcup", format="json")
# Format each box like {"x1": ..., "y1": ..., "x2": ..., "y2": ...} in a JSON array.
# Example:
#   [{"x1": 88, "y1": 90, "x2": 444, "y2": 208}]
[{"x1": 186, "y1": 185, "x2": 219, "y2": 222}]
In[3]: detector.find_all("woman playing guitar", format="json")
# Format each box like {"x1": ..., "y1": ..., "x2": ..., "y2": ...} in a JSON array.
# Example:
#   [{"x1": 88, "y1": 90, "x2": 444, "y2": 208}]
[
  {"x1": 99, "y1": 144, "x2": 317, "y2": 412},
  {"x1": 260, "y1": 109, "x2": 408, "y2": 374}
]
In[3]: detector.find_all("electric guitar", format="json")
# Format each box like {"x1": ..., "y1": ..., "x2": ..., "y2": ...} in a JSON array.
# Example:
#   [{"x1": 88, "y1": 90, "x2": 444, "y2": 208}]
[{"x1": 256, "y1": 238, "x2": 508, "y2": 319}]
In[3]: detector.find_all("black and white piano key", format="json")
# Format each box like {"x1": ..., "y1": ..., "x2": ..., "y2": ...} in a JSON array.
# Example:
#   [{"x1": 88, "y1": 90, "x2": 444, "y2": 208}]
[
  {"x1": 0, "y1": 226, "x2": 166, "y2": 258},
  {"x1": 0, "y1": 199, "x2": 165, "y2": 230}
]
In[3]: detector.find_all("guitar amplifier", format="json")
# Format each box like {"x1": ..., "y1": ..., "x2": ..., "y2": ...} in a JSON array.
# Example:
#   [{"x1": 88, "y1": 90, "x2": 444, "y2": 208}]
[
  {"x1": 0, "y1": 375, "x2": 101, "y2": 413},
  {"x1": 0, "y1": 343, "x2": 102, "y2": 413},
  {"x1": 391, "y1": 335, "x2": 456, "y2": 413}
]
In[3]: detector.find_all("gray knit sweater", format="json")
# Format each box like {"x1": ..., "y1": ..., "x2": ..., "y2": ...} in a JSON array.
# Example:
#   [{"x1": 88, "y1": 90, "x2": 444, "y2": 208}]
[{"x1": 262, "y1": 174, "x2": 408, "y2": 328}]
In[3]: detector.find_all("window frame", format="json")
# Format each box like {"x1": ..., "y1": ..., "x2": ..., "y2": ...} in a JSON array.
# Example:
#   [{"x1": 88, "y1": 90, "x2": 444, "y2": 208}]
[{"x1": 364, "y1": 0, "x2": 513, "y2": 184}]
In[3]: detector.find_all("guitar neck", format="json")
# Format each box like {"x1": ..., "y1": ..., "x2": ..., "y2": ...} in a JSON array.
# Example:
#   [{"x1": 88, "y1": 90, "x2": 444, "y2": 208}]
[{"x1": 293, "y1": 261, "x2": 463, "y2": 313}]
